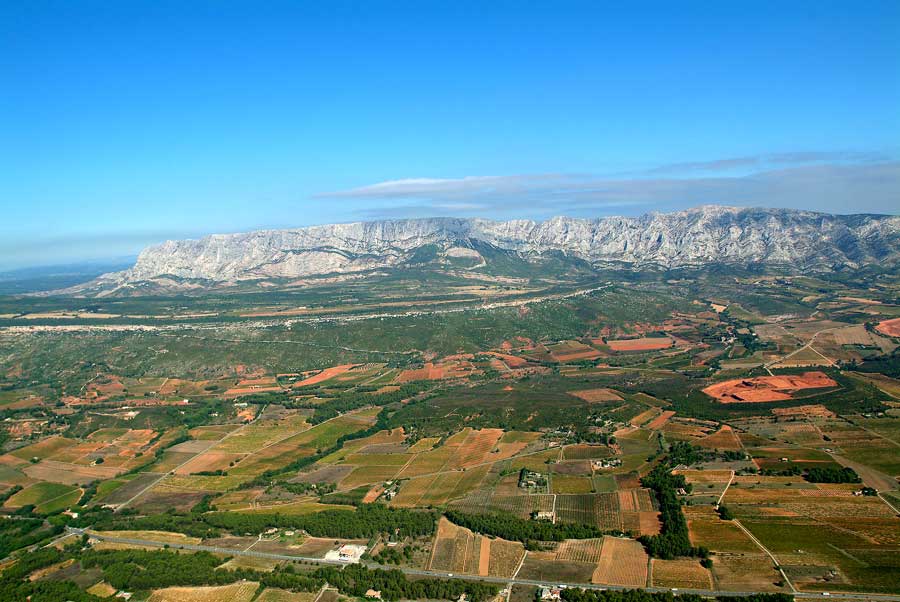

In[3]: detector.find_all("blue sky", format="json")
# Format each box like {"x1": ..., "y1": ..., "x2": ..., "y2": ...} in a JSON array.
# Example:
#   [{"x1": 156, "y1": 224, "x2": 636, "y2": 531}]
[{"x1": 2, "y1": 1, "x2": 899, "y2": 269}]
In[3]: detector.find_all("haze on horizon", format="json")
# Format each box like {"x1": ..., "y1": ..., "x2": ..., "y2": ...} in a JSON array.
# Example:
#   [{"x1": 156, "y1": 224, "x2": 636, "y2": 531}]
[{"x1": 2, "y1": 1, "x2": 899, "y2": 270}]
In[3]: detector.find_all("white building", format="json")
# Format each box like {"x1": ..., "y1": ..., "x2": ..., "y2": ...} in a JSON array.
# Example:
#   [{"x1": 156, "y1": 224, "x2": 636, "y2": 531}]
[{"x1": 324, "y1": 543, "x2": 367, "y2": 563}]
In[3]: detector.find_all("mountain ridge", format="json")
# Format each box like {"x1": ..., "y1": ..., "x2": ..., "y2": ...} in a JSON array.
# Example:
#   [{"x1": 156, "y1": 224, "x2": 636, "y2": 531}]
[{"x1": 76, "y1": 206, "x2": 900, "y2": 295}]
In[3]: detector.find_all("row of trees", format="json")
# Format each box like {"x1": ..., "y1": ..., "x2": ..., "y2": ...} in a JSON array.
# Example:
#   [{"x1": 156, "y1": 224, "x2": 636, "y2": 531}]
[
  {"x1": 561, "y1": 590, "x2": 704, "y2": 602},
  {"x1": 560, "y1": 589, "x2": 793, "y2": 602},
  {"x1": 73, "y1": 498, "x2": 434, "y2": 541},
  {"x1": 637, "y1": 464, "x2": 706, "y2": 559},
  {"x1": 315, "y1": 564, "x2": 497, "y2": 602},
  {"x1": 804, "y1": 466, "x2": 861, "y2": 483},
  {"x1": 204, "y1": 503, "x2": 437, "y2": 539},
  {"x1": 4, "y1": 544, "x2": 496, "y2": 602},
  {"x1": 444, "y1": 509, "x2": 604, "y2": 545},
  {"x1": 760, "y1": 465, "x2": 861, "y2": 483},
  {"x1": 75, "y1": 506, "x2": 222, "y2": 539},
  {"x1": 80, "y1": 548, "x2": 246, "y2": 591}
]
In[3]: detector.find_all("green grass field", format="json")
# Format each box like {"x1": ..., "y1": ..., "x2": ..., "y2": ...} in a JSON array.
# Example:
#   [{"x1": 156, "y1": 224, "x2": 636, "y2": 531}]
[{"x1": 7, "y1": 481, "x2": 82, "y2": 513}]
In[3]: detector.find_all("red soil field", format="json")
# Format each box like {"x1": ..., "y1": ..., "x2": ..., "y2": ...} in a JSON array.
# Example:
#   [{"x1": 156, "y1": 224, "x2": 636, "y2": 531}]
[
  {"x1": 605, "y1": 337, "x2": 674, "y2": 352},
  {"x1": 292, "y1": 364, "x2": 357, "y2": 387},
  {"x1": 486, "y1": 352, "x2": 528, "y2": 368},
  {"x1": 702, "y1": 371, "x2": 838, "y2": 403},
  {"x1": 396, "y1": 363, "x2": 447, "y2": 382},
  {"x1": 696, "y1": 425, "x2": 742, "y2": 451},
  {"x1": 875, "y1": 317, "x2": 900, "y2": 337},
  {"x1": 639, "y1": 511, "x2": 662, "y2": 536},
  {"x1": 396, "y1": 359, "x2": 477, "y2": 382},
  {"x1": 236, "y1": 406, "x2": 258, "y2": 422},
  {"x1": 362, "y1": 484, "x2": 384, "y2": 503},
  {"x1": 83, "y1": 375, "x2": 126, "y2": 401},
  {"x1": 552, "y1": 349, "x2": 603, "y2": 362},
  {"x1": 175, "y1": 452, "x2": 242, "y2": 475},
  {"x1": 645, "y1": 411, "x2": 676, "y2": 430},
  {"x1": 456, "y1": 429, "x2": 504, "y2": 468}
]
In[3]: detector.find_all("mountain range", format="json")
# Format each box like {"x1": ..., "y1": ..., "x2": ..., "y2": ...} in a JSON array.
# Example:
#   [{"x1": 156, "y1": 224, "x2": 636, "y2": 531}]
[{"x1": 72, "y1": 206, "x2": 900, "y2": 295}]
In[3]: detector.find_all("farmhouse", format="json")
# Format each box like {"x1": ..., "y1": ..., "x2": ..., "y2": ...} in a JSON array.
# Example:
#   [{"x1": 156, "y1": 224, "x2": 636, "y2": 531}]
[
  {"x1": 519, "y1": 469, "x2": 547, "y2": 490},
  {"x1": 325, "y1": 543, "x2": 367, "y2": 563},
  {"x1": 540, "y1": 587, "x2": 562, "y2": 600}
]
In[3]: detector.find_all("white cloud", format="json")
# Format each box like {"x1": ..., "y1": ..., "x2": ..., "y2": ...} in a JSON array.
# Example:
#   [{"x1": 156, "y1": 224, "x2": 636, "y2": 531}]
[{"x1": 316, "y1": 155, "x2": 900, "y2": 218}]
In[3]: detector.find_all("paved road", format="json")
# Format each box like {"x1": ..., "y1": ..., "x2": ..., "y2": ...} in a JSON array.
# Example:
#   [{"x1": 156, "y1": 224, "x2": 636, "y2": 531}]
[{"x1": 70, "y1": 528, "x2": 900, "y2": 601}]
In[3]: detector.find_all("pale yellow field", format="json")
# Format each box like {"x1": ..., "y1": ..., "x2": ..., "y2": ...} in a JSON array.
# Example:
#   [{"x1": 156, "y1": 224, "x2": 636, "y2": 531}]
[
  {"x1": 148, "y1": 582, "x2": 260, "y2": 602},
  {"x1": 90, "y1": 530, "x2": 201, "y2": 545},
  {"x1": 651, "y1": 558, "x2": 713, "y2": 589},
  {"x1": 592, "y1": 537, "x2": 648, "y2": 587}
]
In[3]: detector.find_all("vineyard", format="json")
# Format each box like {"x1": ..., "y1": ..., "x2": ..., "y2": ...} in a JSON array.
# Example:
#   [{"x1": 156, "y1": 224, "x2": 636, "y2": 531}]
[
  {"x1": 555, "y1": 493, "x2": 622, "y2": 530},
  {"x1": 450, "y1": 491, "x2": 554, "y2": 518},
  {"x1": 487, "y1": 538, "x2": 526, "y2": 578},
  {"x1": 453, "y1": 429, "x2": 504, "y2": 468},
  {"x1": 564, "y1": 444, "x2": 614, "y2": 460},
  {"x1": 592, "y1": 537, "x2": 649, "y2": 587},
  {"x1": 554, "y1": 538, "x2": 605, "y2": 563},
  {"x1": 617, "y1": 488, "x2": 655, "y2": 512}
]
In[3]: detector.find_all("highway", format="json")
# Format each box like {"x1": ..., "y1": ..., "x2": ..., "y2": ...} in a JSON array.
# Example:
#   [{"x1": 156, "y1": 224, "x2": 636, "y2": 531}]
[{"x1": 69, "y1": 528, "x2": 900, "y2": 602}]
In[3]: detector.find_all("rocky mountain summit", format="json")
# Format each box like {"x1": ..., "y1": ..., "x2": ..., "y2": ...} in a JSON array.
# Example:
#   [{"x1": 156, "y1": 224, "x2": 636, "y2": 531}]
[{"x1": 82, "y1": 206, "x2": 900, "y2": 294}]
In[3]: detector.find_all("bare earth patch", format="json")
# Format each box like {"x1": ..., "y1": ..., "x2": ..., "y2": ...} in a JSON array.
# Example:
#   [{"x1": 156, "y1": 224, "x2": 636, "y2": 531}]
[{"x1": 703, "y1": 372, "x2": 838, "y2": 403}]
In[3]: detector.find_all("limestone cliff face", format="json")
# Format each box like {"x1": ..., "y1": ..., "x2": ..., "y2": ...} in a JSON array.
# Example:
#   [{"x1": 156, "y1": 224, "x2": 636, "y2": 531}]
[{"x1": 93, "y1": 206, "x2": 900, "y2": 288}]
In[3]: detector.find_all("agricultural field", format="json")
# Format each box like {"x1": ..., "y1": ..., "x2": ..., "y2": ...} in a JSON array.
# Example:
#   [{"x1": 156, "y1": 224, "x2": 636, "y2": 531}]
[
  {"x1": 651, "y1": 559, "x2": 713, "y2": 589},
  {"x1": 517, "y1": 551, "x2": 597, "y2": 584},
  {"x1": 2, "y1": 267, "x2": 900, "y2": 598},
  {"x1": 5, "y1": 481, "x2": 82, "y2": 513},
  {"x1": 703, "y1": 372, "x2": 839, "y2": 403},
  {"x1": 428, "y1": 517, "x2": 524, "y2": 577},
  {"x1": 592, "y1": 537, "x2": 649, "y2": 587},
  {"x1": 148, "y1": 582, "x2": 260, "y2": 602},
  {"x1": 605, "y1": 337, "x2": 676, "y2": 352}
]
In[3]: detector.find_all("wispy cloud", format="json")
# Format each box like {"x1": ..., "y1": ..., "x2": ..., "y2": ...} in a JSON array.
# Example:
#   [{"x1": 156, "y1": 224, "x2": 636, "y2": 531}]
[
  {"x1": 316, "y1": 153, "x2": 899, "y2": 219},
  {"x1": 636, "y1": 151, "x2": 889, "y2": 176},
  {"x1": 317, "y1": 174, "x2": 593, "y2": 200}
]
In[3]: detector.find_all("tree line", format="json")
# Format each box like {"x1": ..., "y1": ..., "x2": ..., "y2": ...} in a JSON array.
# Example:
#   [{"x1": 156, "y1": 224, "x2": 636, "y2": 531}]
[
  {"x1": 637, "y1": 464, "x2": 706, "y2": 559},
  {"x1": 444, "y1": 509, "x2": 604, "y2": 546},
  {"x1": 3, "y1": 545, "x2": 497, "y2": 602},
  {"x1": 71, "y1": 500, "x2": 435, "y2": 540},
  {"x1": 203, "y1": 503, "x2": 437, "y2": 539},
  {"x1": 804, "y1": 466, "x2": 860, "y2": 483},
  {"x1": 561, "y1": 589, "x2": 793, "y2": 602}
]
